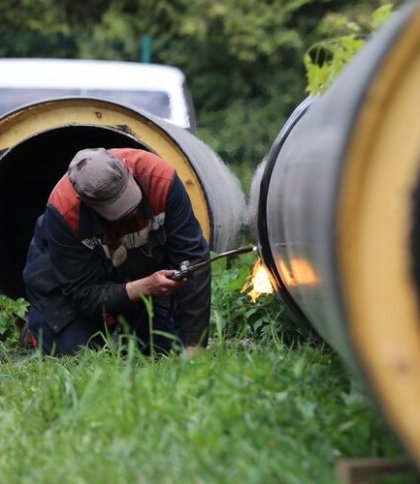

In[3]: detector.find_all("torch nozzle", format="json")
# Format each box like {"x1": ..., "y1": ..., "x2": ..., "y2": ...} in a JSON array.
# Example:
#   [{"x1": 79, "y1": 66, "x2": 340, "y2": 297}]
[{"x1": 170, "y1": 245, "x2": 257, "y2": 280}]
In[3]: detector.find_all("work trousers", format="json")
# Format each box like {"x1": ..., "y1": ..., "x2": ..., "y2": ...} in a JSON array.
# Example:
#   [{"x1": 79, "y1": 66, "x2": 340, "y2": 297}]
[{"x1": 27, "y1": 300, "x2": 178, "y2": 357}]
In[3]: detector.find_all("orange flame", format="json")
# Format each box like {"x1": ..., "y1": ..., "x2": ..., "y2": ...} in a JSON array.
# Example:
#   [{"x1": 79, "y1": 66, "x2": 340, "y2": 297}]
[
  {"x1": 241, "y1": 259, "x2": 274, "y2": 303},
  {"x1": 279, "y1": 258, "x2": 319, "y2": 287}
]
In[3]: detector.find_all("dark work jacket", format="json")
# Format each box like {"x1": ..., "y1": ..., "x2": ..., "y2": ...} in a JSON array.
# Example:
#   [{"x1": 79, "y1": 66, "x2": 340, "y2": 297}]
[{"x1": 23, "y1": 148, "x2": 211, "y2": 346}]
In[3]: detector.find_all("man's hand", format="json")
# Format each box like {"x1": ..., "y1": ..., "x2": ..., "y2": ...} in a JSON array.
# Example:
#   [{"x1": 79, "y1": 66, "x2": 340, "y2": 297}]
[{"x1": 126, "y1": 269, "x2": 187, "y2": 300}]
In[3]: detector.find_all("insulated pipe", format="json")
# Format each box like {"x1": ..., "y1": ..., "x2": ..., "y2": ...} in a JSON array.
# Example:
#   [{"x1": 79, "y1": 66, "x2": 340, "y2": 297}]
[
  {"x1": 0, "y1": 98, "x2": 246, "y2": 298},
  {"x1": 255, "y1": 2, "x2": 420, "y2": 464}
]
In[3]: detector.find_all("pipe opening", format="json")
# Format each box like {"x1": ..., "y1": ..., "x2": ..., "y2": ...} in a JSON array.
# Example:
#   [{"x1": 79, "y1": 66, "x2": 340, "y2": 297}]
[{"x1": 0, "y1": 124, "x2": 146, "y2": 299}]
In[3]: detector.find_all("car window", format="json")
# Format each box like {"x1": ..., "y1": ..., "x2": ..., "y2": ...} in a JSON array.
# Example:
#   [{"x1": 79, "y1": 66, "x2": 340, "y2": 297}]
[
  {"x1": 0, "y1": 88, "x2": 171, "y2": 120},
  {"x1": 0, "y1": 88, "x2": 79, "y2": 114},
  {"x1": 85, "y1": 89, "x2": 171, "y2": 119}
]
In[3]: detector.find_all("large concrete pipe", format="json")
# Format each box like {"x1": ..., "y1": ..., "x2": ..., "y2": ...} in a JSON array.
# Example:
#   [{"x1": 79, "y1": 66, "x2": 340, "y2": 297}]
[
  {"x1": 0, "y1": 98, "x2": 246, "y2": 299},
  {"x1": 254, "y1": 1, "x2": 420, "y2": 464}
]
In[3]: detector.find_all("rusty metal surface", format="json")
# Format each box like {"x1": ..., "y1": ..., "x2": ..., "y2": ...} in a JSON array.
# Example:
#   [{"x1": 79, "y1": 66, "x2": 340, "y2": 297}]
[{"x1": 336, "y1": 458, "x2": 418, "y2": 484}]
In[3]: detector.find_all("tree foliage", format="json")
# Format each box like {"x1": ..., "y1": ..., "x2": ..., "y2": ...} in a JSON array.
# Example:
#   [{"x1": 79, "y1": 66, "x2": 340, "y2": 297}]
[
  {"x1": 304, "y1": 3, "x2": 395, "y2": 95},
  {"x1": 0, "y1": 0, "x2": 399, "y2": 172}
]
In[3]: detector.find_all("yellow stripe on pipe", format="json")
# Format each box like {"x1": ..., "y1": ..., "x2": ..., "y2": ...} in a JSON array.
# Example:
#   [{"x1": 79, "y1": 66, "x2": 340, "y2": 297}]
[
  {"x1": 338, "y1": 7, "x2": 420, "y2": 463},
  {"x1": 0, "y1": 99, "x2": 210, "y2": 241}
]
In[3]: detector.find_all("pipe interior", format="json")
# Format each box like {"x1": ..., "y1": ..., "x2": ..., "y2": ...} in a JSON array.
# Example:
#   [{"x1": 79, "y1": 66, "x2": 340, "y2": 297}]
[{"x1": 0, "y1": 125, "x2": 146, "y2": 299}]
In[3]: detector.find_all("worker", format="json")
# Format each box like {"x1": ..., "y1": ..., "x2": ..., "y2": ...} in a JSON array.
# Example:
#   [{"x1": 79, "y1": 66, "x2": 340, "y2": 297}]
[{"x1": 22, "y1": 147, "x2": 211, "y2": 356}]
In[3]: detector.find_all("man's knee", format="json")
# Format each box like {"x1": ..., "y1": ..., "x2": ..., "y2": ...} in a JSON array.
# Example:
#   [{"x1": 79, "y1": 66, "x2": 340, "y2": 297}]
[{"x1": 28, "y1": 306, "x2": 105, "y2": 356}]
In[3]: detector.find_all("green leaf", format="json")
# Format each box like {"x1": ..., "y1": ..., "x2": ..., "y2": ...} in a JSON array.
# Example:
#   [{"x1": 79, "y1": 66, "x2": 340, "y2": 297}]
[
  {"x1": 293, "y1": 357, "x2": 306, "y2": 377},
  {"x1": 370, "y1": 5, "x2": 394, "y2": 30},
  {"x1": 296, "y1": 399, "x2": 316, "y2": 419},
  {"x1": 0, "y1": 313, "x2": 9, "y2": 334}
]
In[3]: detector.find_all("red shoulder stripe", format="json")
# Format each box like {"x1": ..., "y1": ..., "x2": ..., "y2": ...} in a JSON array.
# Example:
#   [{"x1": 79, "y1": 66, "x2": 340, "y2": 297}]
[{"x1": 48, "y1": 176, "x2": 81, "y2": 234}]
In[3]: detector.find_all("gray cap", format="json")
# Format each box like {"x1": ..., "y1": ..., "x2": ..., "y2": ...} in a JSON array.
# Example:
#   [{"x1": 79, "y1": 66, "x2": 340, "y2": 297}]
[{"x1": 68, "y1": 148, "x2": 142, "y2": 221}]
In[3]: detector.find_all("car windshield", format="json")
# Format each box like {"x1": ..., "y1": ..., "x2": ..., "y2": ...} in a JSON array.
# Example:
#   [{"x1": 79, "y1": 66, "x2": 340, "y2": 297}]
[{"x1": 0, "y1": 88, "x2": 171, "y2": 119}]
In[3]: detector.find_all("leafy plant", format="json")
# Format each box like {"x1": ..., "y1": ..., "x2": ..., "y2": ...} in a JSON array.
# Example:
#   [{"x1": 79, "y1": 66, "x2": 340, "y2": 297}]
[
  {"x1": 304, "y1": 3, "x2": 395, "y2": 95},
  {"x1": 210, "y1": 252, "x2": 317, "y2": 347},
  {"x1": 0, "y1": 295, "x2": 29, "y2": 346}
]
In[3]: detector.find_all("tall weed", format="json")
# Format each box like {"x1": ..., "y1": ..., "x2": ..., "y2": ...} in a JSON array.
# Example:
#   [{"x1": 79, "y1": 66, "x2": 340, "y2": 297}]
[
  {"x1": 211, "y1": 252, "x2": 318, "y2": 347},
  {"x1": 0, "y1": 295, "x2": 29, "y2": 347}
]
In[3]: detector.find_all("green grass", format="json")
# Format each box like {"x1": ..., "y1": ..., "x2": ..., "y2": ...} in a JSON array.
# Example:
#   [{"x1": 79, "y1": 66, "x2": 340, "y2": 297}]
[
  {"x1": 0, "y1": 254, "x2": 411, "y2": 482},
  {"x1": 0, "y1": 340, "x2": 405, "y2": 484}
]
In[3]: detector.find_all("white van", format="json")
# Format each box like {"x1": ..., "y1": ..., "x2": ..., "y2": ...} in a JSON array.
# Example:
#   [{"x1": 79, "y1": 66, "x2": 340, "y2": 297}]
[{"x1": 0, "y1": 58, "x2": 196, "y2": 130}]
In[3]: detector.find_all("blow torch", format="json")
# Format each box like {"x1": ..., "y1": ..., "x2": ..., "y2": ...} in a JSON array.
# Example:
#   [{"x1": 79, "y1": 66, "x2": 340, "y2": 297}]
[{"x1": 169, "y1": 245, "x2": 257, "y2": 281}]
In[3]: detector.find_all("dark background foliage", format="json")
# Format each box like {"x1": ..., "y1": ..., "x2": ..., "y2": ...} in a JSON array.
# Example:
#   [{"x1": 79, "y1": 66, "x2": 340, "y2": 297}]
[{"x1": 0, "y1": 0, "x2": 398, "y2": 181}]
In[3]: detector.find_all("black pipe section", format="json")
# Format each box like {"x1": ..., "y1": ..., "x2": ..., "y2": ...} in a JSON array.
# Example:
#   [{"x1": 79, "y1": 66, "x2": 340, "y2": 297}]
[
  {"x1": 257, "y1": 96, "x2": 316, "y2": 325},
  {"x1": 254, "y1": 1, "x2": 420, "y2": 365},
  {"x1": 251, "y1": 1, "x2": 420, "y2": 464}
]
